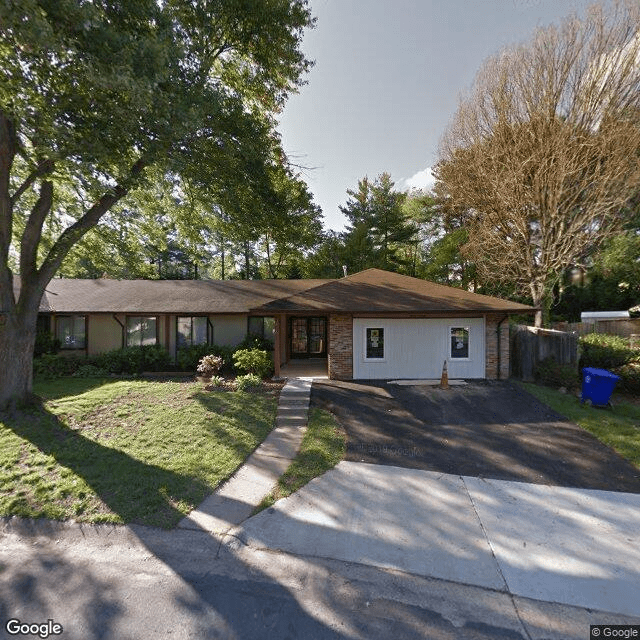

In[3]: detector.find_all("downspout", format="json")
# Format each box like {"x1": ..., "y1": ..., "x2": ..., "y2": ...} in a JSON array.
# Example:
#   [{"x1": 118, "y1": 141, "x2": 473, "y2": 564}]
[
  {"x1": 207, "y1": 318, "x2": 214, "y2": 345},
  {"x1": 497, "y1": 315, "x2": 508, "y2": 380},
  {"x1": 113, "y1": 314, "x2": 125, "y2": 348}
]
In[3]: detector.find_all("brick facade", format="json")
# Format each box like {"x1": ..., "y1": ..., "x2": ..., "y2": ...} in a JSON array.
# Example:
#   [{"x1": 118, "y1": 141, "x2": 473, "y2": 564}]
[
  {"x1": 485, "y1": 314, "x2": 510, "y2": 380},
  {"x1": 328, "y1": 314, "x2": 353, "y2": 380}
]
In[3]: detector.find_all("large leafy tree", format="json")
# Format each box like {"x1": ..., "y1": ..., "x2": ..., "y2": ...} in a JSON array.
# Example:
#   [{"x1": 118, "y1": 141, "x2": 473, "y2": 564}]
[
  {"x1": 437, "y1": 0, "x2": 640, "y2": 326},
  {"x1": 0, "y1": 0, "x2": 313, "y2": 405}
]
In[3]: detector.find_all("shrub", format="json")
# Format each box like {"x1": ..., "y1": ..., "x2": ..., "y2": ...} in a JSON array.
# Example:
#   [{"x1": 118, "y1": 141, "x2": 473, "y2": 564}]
[
  {"x1": 237, "y1": 333, "x2": 274, "y2": 352},
  {"x1": 578, "y1": 333, "x2": 640, "y2": 396},
  {"x1": 580, "y1": 333, "x2": 636, "y2": 370},
  {"x1": 232, "y1": 348, "x2": 273, "y2": 378},
  {"x1": 33, "y1": 354, "x2": 86, "y2": 379},
  {"x1": 34, "y1": 331, "x2": 60, "y2": 357},
  {"x1": 94, "y1": 345, "x2": 171, "y2": 374},
  {"x1": 616, "y1": 362, "x2": 640, "y2": 395},
  {"x1": 196, "y1": 354, "x2": 223, "y2": 377},
  {"x1": 534, "y1": 356, "x2": 580, "y2": 391},
  {"x1": 140, "y1": 345, "x2": 172, "y2": 371},
  {"x1": 236, "y1": 373, "x2": 262, "y2": 391},
  {"x1": 72, "y1": 364, "x2": 109, "y2": 378},
  {"x1": 176, "y1": 344, "x2": 214, "y2": 371}
]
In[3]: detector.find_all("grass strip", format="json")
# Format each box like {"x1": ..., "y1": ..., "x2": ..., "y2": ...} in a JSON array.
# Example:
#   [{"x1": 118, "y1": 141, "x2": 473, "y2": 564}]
[
  {"x1": 254, "y1": 408, "x2": 346, "y2": 514},
  {"x1": 518, "y1": 382, "x2": 640, "y2": 469},
  {"x1": 0, "y1": 377, "x2": 278, "y2": 528}
]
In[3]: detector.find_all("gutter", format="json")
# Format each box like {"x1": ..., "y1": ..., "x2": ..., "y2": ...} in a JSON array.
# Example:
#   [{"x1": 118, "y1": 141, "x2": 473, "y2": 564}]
[{"x1": 497, "y1": 315, "x2": 509, "y2": 380}]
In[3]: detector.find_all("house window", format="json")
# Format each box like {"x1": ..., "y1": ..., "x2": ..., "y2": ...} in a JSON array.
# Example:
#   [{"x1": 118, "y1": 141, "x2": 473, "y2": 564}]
[
  {"x1": 365, "y1": 327, "x2": 384, "y2": 359},
  {"x1": 56, "y1": 315, "x2": 86, "y2": 349},
  {"x1": 450, "y1": 327, "x2": 470, "y2": 359},
  {"x1": 37, "y1": 315, "x2": 51, "y2": 334},
  {"x1": 248, "y1": 316, "x2": 275, "y2": 343},
  {"x1": 177, "y1": 316, "x2": 209, "y2": 348},
  {"x1": 126, "y1": 316, "x2": 157, "y2": 347}
]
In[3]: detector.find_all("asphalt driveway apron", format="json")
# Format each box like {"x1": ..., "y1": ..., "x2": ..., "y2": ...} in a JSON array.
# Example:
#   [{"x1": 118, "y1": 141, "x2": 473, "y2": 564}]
[{"x1": 310, "y1": 380, "x2": 640, "y2": 492}]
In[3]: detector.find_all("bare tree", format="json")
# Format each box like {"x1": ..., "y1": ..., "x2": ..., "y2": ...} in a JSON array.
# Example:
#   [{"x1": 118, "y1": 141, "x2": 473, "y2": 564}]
[{"x1": 436, "y1": 0, "x2": 640, "y2": 326}]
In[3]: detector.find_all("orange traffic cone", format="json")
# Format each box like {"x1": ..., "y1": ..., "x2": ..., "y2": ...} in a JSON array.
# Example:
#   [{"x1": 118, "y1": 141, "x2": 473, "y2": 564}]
[{"x1": 439, "y1": 360, "x2": 449, "y2": 390}]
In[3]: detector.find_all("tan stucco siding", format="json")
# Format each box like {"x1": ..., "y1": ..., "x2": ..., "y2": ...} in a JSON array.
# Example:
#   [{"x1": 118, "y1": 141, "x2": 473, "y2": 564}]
[
  {"x1": 87, "y1": 315, "x2": 123, "y2": 355},
  {"x1": 211, "y1": 315, "x2": 247, "y2": 347}
]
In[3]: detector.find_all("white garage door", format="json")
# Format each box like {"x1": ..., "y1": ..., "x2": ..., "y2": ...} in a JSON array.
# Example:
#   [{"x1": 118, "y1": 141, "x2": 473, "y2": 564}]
[{"x1": 352, "y1": 317, "x2": 485, "y2": 380}]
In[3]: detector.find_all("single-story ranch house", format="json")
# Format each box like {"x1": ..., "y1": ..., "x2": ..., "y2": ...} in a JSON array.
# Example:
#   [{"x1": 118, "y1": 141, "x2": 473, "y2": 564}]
[{"x1": 30, "y1": 268, "x2": 535, "y2": 380}]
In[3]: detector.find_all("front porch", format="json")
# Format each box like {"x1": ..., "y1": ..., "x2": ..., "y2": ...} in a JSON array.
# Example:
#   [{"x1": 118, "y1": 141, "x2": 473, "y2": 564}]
[
  {"x1": 273, "y1": 313, "x2": 330, "y2": 379},
  {"x1": 279, "y1": 358, "x2": 328, "y2": 380}
]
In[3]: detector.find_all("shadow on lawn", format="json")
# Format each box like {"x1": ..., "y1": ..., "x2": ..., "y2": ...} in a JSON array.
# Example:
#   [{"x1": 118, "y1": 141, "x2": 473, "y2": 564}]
[
  {"x1": 1, "y1": 400, "x2": 210, "y2": 528},
  {"x1": 33, "y1": 376, "x2": 116, "y2": 401}
]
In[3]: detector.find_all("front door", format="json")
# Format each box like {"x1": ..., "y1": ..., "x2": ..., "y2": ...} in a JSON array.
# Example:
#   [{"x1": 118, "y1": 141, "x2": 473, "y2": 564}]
[{"x1": 290, "y1": 317, "x2": 327, "y2": 357}]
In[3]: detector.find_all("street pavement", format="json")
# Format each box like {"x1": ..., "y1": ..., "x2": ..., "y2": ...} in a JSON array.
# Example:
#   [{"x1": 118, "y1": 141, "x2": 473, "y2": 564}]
[
  {"x1": 2, "y1": 378, "x2": 640, "y2": 638},
  {"x1": 2, "y1": 511, "x2": 639, "y2": 640}
]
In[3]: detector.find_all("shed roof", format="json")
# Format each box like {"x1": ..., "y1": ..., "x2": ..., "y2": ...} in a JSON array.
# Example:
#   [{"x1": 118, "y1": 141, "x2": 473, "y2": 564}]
[{"x1": 251, "y1": 269, "x2": 535, "y2": 314}]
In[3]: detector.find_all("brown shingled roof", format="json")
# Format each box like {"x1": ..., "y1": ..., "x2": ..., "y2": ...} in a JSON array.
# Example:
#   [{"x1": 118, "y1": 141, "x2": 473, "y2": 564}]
[
  {"x1": 251, "y1": 269, "x2": 535, "y2": 314},
  {"x1": 19, "y1": 269, "x2": 533, "y2": 315},
  {"x1": 35, "y1": 278, "x2": 331, "y2": 314}
]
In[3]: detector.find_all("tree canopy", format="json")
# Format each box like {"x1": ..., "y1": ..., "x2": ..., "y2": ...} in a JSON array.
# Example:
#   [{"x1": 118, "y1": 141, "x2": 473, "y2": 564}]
[
  {"x1": 0, "y1": 0, "x2": 315, "y2": 405},
  {"x1": 338, "y1": 173, "x2": 417, "y2": 273},
  {"x1": 436, "y1": 0, "x2": 640, "y2": 326}
]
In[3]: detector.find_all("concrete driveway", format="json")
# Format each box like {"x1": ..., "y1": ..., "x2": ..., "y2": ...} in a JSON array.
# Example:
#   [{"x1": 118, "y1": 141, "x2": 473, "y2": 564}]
[{"x1": 310, "y1": 380, "x2": 640, "y2": 492}]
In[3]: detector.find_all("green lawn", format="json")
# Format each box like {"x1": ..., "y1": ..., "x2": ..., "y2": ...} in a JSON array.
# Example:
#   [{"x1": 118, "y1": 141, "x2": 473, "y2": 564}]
[
  {"x1": 254, "y1": 407, "x2": 346, "y2": 514},
  {"x1": 519, "y1": 382, "x2": 640, "y2": 469},
  {"x1": 0, "y1": 378, "x2": 279, "y2": 528}
]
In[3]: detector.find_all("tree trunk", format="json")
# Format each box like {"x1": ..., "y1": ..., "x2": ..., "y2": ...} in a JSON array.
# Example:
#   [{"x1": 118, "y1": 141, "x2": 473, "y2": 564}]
[
  {"x1": 531, "y1": 284, "x2": 553, "y2": 328},
  {"x1": 244, "y1": 241, "x2": 250, "y2": 279},
  {"x1": 0, "y1": 310, "x2": 38, "y2": 407}
]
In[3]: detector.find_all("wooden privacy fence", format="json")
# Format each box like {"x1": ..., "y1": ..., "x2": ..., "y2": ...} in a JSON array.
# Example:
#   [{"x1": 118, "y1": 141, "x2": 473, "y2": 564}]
[
  {"x1": 552, "y1": 318, "x2": 640, "y2": 339},
  {"x1": 510, "y1": 325, "x2": 579, "y2": 382}
]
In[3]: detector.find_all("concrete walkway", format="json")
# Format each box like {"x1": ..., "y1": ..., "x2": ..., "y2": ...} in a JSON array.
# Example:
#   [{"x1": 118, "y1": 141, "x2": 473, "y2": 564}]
[
  {"x1": 234, "y1": 461, "x2": 640, "y2": 618},
  {"x1": 178, "y1": 378, "x2": 312, "y2": 535}
]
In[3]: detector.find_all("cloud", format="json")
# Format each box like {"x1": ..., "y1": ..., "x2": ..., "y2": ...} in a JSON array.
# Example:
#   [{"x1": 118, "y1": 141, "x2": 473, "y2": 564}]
[{"x1": 397, "y1": 167, "x2": 436, "y2": 193}]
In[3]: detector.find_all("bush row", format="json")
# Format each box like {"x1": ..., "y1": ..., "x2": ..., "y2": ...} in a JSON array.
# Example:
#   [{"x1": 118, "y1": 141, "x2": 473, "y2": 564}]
[
  {"x1": 33, "y1": 341, "x2": 274, "y2": 380},
  {"x1": 580, "y1": 333, "x2": 640, "y2": 395},
  {"x1": 33, "y1": 345, "x2": 172, "y2": 379},
  {"x1": 533, "y1": 333, "x2": 640, "y2": 394},
  {"x1": 175, "y1": 334, "x2": 272, "y2": 372},
  {"x1": 579, "y1": 333, "x2": 638, "y2": 369}
]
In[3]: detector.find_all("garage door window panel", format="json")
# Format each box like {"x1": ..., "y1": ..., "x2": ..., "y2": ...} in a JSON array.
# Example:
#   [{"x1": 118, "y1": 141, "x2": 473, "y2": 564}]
[
  {"x1": 365, "y1": 327, "x2": 385, "y2": 361},
  {"x1": 450, "y1": 327, "x2": 470, "y2": 359}
]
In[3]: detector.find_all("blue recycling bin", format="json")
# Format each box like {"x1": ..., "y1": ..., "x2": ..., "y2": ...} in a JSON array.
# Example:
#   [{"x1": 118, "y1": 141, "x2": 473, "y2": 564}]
[{"x1": 581, "y1": 367, "x2": 620, "y2": 407}]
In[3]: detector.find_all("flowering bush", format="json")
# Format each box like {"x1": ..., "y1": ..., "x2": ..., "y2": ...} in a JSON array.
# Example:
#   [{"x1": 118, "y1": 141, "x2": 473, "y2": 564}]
[{"x1": 196, "y1": 354, "x2": 223, "y2": 377}]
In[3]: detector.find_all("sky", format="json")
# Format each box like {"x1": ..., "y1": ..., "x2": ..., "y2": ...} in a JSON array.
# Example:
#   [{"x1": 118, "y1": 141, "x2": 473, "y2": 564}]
[{"x1": 277, "y1": 0, "x2": 595, "y2": 231}]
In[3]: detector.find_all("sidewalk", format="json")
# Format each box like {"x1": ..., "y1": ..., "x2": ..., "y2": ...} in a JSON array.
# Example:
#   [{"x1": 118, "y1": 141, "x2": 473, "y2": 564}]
[
  {"x1": 234, "y1": 461, "x2": 640, "y2": 618},
  {"x1": 177, "y1": 378, "x2": 312, "y2": 535}
]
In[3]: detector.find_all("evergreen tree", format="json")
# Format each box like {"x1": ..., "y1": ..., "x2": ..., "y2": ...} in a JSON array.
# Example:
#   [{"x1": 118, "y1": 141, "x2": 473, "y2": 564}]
[{"x1": 339, "y1": 173, "x2": 416, "y2": 273}]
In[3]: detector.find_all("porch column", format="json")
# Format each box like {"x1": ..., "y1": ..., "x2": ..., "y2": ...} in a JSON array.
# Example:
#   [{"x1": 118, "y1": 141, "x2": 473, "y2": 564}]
[{"x1": 274, "y1": 314, "x2": 281, "y2": 378}]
